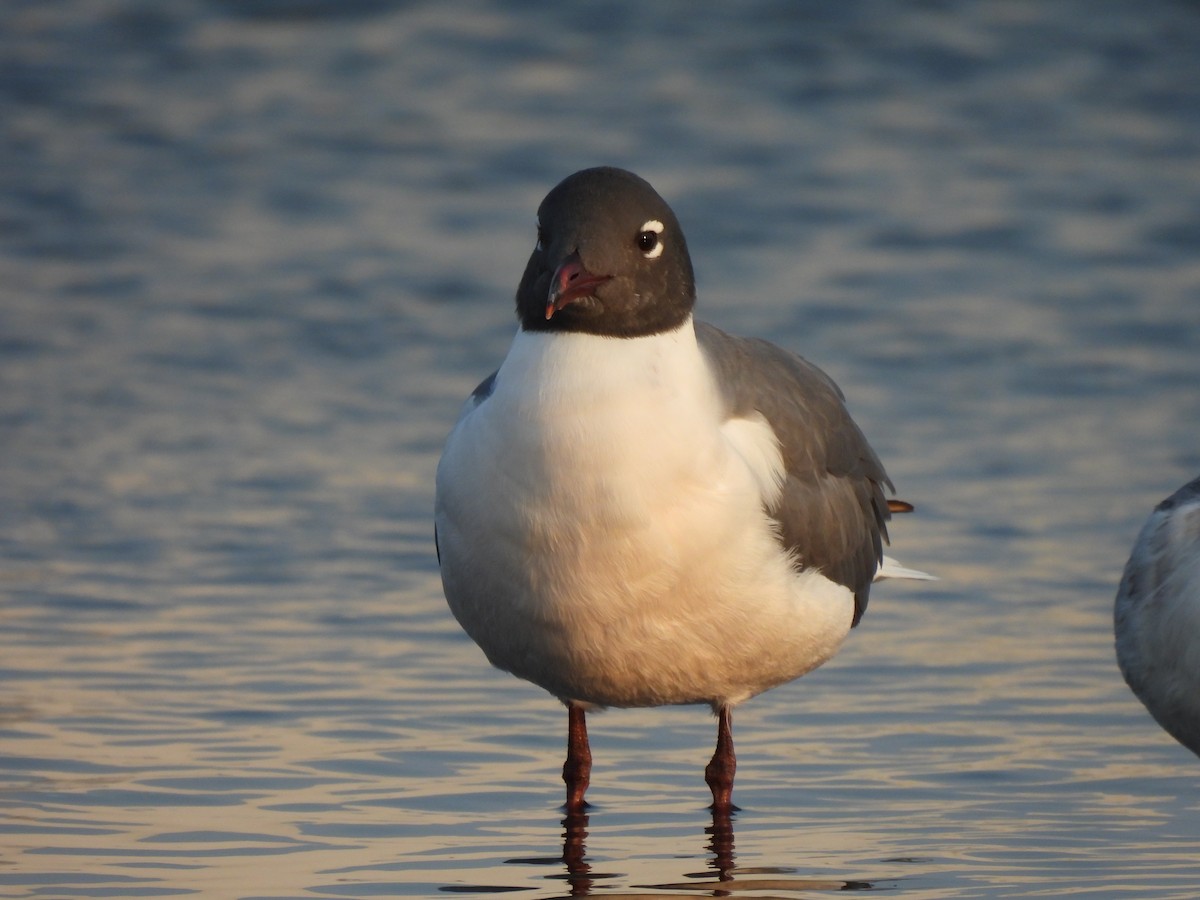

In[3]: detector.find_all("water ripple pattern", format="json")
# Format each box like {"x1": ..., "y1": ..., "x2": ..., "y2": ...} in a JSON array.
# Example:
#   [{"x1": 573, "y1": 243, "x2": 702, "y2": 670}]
[{"x1": 2, "y1": 1, "x2": 1198, "y2": 897}]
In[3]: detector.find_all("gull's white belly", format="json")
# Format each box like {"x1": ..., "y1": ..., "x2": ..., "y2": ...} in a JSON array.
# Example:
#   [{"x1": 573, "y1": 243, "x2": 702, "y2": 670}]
[{"x1": 435, "y1": 326, "x2": 854, "y2": 709}]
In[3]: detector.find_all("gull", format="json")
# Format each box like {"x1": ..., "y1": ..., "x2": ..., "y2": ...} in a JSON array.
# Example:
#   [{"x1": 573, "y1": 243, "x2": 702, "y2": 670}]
[
  {"x1": 435, "y1": 167, "x2": 931, "y2": 811},
  {"x1": 1115, "y1": 475, "x2": 1200, "y2": 756}
]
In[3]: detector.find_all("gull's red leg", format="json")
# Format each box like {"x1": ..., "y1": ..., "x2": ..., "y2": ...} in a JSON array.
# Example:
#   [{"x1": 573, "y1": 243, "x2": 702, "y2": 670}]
[
  {"x1": 563, "y1": 704, "x2": 592, "y2": 812},
  {"x1": 705, "y1": 706, "x2": 736, "y2": 813}
]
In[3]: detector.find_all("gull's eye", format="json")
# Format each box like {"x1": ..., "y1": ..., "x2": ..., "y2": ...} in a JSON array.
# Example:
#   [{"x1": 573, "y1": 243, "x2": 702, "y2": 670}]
[{"x1": 636, "y1": 219, "x2": 665, "y2": 259}]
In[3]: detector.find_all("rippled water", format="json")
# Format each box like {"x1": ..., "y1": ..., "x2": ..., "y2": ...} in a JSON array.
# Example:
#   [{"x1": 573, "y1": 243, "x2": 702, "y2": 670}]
[{"x1": 3, "y1": 1, "x2": 1199, "y2": 896}]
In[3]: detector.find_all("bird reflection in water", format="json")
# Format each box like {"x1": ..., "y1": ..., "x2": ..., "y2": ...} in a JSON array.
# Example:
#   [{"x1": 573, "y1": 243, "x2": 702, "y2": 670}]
[
  {"x1": 555, "y1": 807, "x2": 875, "y2": 896},
  {"x1": 557, "y1": 806, "x2": 736, "y2": 896},
  {"x1": 560, "y1": 809, "x2": 592, "y2": 895}
]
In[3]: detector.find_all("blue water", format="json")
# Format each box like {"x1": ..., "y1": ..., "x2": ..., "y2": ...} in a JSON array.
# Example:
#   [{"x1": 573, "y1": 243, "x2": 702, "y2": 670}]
[{"x1": 3, "y1": 1, "x2": 1200, "y2": 897}]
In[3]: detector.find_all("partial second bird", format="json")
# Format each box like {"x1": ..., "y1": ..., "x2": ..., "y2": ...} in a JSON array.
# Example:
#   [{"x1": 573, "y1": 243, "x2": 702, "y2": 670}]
[
  {"x1": 1115, "y1": 475, "x2": 1200, "y2": 757},
  {"x1": 435, "y1": 167, "x2": 932, "y2": 812}
]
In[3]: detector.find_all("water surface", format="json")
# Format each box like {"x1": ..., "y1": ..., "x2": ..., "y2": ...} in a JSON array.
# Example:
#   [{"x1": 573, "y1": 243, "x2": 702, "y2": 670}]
[{"x1": 3, "y1": 1, "x2": 1199, "y2": 896}]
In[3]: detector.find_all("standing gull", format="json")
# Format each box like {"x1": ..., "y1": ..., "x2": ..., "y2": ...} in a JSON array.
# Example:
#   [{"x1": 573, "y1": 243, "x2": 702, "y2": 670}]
[
  {"x1": 1115, "y1": 476, "x2": 1200, "y2": 756},
  {"x1": 435, "y1": 167, "x2": 931, "y2": 811}
]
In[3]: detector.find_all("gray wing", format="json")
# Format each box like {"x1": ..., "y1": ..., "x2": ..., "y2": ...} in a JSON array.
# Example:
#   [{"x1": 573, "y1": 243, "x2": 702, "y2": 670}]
[
  {"x1": 696, "y1": 321, "x2": 893, "y2": 627},
  {"x1": 469, "y1": 371, "x2": 498, "y2": 404}
]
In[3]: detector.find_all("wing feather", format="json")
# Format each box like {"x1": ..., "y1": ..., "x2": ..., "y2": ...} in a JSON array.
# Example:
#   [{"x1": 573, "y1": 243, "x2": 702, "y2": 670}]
[{"x1": 696, "y1": 321, "x2": 893, "y2": 626}]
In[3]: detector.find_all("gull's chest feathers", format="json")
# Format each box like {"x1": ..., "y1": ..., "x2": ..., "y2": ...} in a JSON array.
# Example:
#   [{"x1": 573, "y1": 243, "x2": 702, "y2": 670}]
[
  {"x1": 492, "y1": 326, "x2": 727, "y2": 524},
  {"x1": 447, "y1": 324, "x2": 749, "y2": 589}
]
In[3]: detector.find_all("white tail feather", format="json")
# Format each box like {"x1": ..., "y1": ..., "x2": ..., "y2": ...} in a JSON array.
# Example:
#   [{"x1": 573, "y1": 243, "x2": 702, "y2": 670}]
[{"x1": 876, "y1": 555, "x2": 937, "y2": 582}]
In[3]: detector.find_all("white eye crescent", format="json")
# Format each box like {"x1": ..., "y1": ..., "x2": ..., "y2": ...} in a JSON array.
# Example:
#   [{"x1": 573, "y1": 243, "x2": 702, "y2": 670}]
[{"x1": 636, "y1": 219, "x2": 665, "y2": 259}]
